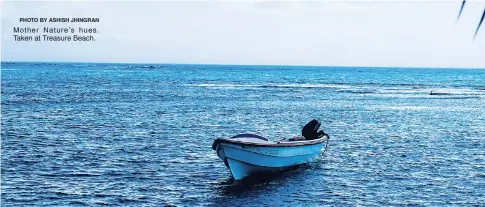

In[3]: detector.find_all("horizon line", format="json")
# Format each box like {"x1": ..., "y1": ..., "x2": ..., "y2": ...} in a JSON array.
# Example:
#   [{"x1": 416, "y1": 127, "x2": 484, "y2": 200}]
[{"x1": 1, "y1": 60, "x2": 484, "y2": 70}]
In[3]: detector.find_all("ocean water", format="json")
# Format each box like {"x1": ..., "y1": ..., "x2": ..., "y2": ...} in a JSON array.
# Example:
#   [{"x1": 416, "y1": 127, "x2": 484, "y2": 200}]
[{"x1": 1, "y1": 62, "x2": 485, "y2": 206}]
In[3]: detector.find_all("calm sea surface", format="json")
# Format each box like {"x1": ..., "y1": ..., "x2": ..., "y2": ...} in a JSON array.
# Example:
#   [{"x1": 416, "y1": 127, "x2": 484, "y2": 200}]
[{"x1": 2, "y1": 62, "x2": 485, "y2": 206}]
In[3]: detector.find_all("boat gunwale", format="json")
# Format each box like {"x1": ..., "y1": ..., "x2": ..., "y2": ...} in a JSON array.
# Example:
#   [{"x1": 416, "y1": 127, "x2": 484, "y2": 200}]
[{"x1": 212, "y1": 136, "x2": 327, "y2": 150}]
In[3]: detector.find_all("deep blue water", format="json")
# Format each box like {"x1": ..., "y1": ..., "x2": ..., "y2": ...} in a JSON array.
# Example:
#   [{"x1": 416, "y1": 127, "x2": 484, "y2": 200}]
[{"x1": 1, "y1": 62, "x2": 485, "y2": 206}]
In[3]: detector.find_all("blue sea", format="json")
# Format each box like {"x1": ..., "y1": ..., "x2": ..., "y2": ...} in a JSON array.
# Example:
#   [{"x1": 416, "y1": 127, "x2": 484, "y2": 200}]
[{"x1": 1, "y1": 62, "x2": 485, "y2": 206}]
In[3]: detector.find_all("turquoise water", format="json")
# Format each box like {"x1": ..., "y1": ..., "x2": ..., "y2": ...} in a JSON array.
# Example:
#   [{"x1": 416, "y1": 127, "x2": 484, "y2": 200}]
[{"x1": 1, "y1": 62, "x2": 485, "y2": 206}]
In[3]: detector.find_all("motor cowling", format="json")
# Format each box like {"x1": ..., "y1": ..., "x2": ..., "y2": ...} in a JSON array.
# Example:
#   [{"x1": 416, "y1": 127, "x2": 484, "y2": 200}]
[{"x1": 302, "y1": 119, "x2": 326, "y2": 140}]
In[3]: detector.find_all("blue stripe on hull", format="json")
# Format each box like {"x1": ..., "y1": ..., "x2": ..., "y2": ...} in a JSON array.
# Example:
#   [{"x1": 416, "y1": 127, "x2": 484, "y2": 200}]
[
  {"x1": 222, "y1": 142, "x2": 324, "y2": 157},
  {"x1": 220, "y1": 143, "x2": 323, "y2": 168}
]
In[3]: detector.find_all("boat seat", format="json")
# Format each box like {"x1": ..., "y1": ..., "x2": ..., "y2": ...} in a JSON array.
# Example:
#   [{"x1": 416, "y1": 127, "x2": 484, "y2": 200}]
[
  {"x1": 288, "y1": 136, "x2": 305, "y2": 141},
  {"x1": 230, "y1": 133, "x2": 268, "y2": 141}
]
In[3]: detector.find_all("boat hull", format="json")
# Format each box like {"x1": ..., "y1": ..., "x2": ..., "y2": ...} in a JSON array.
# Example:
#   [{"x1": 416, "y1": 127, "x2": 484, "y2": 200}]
[
  {"x1": 225, "y1": 158, "x2": 299, "y2": 180},
  {"x1": 214, "y1": 139, "x2": 325, "y2": 180}
]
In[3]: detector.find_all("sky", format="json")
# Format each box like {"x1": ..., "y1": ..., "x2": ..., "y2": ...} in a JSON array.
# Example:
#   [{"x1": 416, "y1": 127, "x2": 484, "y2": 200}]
[{"x1": 1, "y1": 0, "x2": 485, "y2": 68}]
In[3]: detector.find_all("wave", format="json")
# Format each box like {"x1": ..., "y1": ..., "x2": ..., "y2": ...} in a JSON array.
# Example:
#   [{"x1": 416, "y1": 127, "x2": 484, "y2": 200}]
[
  {"x1": 72, "y1": 64, "x2": 90, "y2": 67},
  {"x1": 185, "y1": 83, "x2": 352, "y2": 89},
  {"x1": 185, "y1": 83, "x2": 485, "y2": 98},
  {"x1": 373, "y1": 105, "x2": 481, "y2": 111},
  {"x1": 106, "y1": 65, "x2": 166, "y2": 69},
  {"x1": 427, "y1": 88, "x2": 484, "y2": 96}
]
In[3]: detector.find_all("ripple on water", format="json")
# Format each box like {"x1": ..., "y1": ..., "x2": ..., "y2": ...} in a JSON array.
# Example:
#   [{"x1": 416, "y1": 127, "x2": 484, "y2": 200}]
[{"x1": 2, "y1": 63, "x2": 485, "y2": 206}]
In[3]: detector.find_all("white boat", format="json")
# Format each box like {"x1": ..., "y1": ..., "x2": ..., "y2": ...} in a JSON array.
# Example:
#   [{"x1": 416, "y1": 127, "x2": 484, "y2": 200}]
[{"x1": 212, "y1": 120, "x2": 329, "y2": 180}]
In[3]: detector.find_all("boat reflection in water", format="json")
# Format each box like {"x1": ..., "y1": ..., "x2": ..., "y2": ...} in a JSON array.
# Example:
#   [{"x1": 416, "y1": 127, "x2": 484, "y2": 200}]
[{"x1": 212, "y1": 120, "x2": 329, "y2": 180}]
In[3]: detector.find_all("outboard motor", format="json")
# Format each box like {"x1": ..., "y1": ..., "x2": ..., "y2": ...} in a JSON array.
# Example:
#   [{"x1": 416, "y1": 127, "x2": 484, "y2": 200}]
[{"x1": 302, "y1": 119, "x2": 326, "y2": 140}]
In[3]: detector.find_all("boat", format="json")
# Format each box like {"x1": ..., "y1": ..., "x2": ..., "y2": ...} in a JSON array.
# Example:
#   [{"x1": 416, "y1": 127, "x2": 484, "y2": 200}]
[{"x1": 212, "y1": 119, "x2": 329, "y2": 180}]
